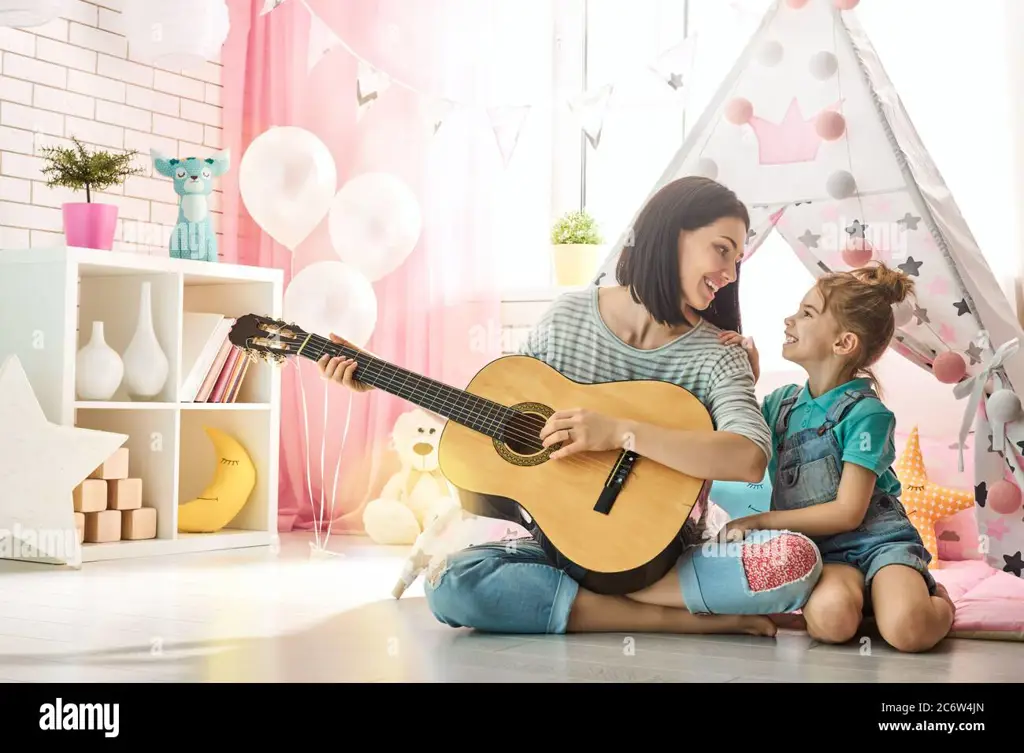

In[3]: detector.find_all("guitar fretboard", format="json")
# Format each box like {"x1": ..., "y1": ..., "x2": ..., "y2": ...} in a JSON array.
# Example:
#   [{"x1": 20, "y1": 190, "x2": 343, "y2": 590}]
[{"x1": 294, "y1": 332, "x2": 516, "y2": 440}]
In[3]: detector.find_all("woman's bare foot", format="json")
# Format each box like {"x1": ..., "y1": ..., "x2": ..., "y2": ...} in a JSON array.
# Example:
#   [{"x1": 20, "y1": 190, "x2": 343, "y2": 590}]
[
  {"x1": 770, "y1": 613, "x2": 808, "y2": 631},
  {"x1": 702, "y1": 615, "x2": 778, "y2": 637}
]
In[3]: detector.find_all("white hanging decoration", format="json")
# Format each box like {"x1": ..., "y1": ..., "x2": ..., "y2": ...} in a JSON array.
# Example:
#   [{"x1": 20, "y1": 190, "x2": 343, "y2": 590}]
[
  {"x1": 260, "y1": 0, "x2": 288, "y2": 15},
  {"x1": 305, "y1": 1, "x2": 345, "y2": 73},
  {"x1": 425, "y1": 98, "x2": 456, "y2": 136},
  {"x1": 568, "y1": 84, "x2": 614, "y2": 149},
  {"x1": 648, "y1": 35, "x2": 697, "y2": 92},
  {"x1": 0, "y1": 0, "x2": 70, "y2": 27},
  {"x1": 356, "y1": 59, "x2": 391, "y2": 120},
  {"x1": 487, "y1": 106, "x2": 531, "y2": 168},
  {"x1": 121, "y1": 0, "x2": 230, "y2": 71}
]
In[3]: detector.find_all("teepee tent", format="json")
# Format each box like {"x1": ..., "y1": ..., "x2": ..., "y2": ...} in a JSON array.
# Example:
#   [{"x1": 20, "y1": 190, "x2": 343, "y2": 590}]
[{"x1": 593, "y1": 0, "x2": 1024, "y2": 579}]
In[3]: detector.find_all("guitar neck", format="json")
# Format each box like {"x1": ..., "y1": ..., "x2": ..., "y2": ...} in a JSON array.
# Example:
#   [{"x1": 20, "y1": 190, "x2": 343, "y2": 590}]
[{"x1": 293, "y1": 332, "x2": 511, "y2": 439}]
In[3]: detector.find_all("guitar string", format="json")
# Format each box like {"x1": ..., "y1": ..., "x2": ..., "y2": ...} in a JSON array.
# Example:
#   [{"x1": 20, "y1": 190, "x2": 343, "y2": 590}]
[
  {"x1": 290, "y1": 332, "x2": 622, "y2": 476},
  {"x1": 302, "y1": 335, "x2": 614, "y2": 473},
  {"x1": 301, "y1": 334, "x2": 617, "y2": 469},
  {"x1": 249, "y1": 326, "x2": 612, "y2": 470}
]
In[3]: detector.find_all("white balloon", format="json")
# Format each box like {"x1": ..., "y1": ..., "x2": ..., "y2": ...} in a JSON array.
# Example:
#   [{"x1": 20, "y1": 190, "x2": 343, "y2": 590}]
[
  {"x1": 240, "y1": 127, "x2": 337, "y2": 252},
  {"x1": 284, "y1": 262, "x2": 378, "y2": 349},
  {"x1": 121, "y1": 0, "x2": 229, "y2": 70},
  {"x1": 328, "y1": 173, "x2": 422, "y2": 281},
  {"x1": 0, "y1": 0, "x2": 71, "y2": 28}
]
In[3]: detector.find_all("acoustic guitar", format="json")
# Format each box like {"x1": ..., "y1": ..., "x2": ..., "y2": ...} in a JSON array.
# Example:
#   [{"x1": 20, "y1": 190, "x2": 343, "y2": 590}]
[{"x1": 228, "y1": 314, "x2": 714, "y2": 595}]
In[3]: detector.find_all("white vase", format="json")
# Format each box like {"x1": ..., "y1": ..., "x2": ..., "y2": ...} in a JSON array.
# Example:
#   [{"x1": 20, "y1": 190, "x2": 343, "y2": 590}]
[
  {"x1": 75, "y1": 321, "x2": 123, "y2": 400},
  {"x1": 122, "y1": 281, "x2": 169, "y2": 400}
]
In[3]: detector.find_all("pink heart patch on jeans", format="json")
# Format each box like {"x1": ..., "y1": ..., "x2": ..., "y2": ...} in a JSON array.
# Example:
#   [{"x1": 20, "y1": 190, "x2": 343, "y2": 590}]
[{"x1": 742, "y1": 533, "x2": 819, "y2": 592}]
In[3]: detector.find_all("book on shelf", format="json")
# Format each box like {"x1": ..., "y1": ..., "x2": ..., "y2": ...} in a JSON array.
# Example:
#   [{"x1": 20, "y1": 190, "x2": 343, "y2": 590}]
[{"x1": 179, "y1": 316, "x2": 255, "y2": 403}]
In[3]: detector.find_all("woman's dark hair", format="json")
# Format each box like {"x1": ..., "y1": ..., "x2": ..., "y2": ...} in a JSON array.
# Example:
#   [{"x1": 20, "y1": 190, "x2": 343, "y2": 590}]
[{"x1": 615, "y1": 175, "x2": 750, "y2": 333}]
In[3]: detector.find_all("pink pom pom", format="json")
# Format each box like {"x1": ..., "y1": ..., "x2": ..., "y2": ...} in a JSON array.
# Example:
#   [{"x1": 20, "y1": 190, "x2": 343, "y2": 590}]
[
  {"x1": 834, "y1": 0, "x2": 860, "y2": 8},
  {"x1": 989, "y1": 479, "x2": 1022, "y2": 515},
  {"x1": 787, "y1": 0, "x2": 810, "y2": 7},
  {"x1": 932, "y1": 351, "x2": 966, "y2": 384},
  {"x1": 816, "y1": 111, "x2": 846, "y2": 140},
  {"x1": 841, "y1": 238, "x2": 873, "y2": 267},
  {"x1": 725, "y1": 98, "x2": 753, "y2": 125}
]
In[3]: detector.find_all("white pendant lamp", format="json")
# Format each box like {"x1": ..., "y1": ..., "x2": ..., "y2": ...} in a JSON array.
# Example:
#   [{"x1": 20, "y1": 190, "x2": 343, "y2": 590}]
[
  {"x1": 121, "y1": 0, "x2": 230, "y2": 71},
  {"x1": 0, "y1": 0, "x2": 71, "y2": 28}
]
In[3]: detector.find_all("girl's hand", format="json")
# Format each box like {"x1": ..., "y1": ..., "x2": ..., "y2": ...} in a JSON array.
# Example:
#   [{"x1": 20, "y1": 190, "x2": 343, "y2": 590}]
[
  {"x1": 718, "y1": 331, "x2": 760, "y2": 383},
  {"x1": 723, "y1": 514, "x2": 763, "y2": 541},
  {"x1": 540, "y1": 409, "x2": 624, "y2": 460},
  {"x1": 723, "y1": 518, "x2": 751, "y2": 542},
  {"x1": 318, "y1": 333, "x2": 375, "y2": 393}
]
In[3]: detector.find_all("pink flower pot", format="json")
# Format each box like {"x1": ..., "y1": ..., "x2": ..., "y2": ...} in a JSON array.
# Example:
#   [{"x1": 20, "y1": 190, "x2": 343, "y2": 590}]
[{"x1": 63, "y1": 202, "x2": 118, "y2": 250}]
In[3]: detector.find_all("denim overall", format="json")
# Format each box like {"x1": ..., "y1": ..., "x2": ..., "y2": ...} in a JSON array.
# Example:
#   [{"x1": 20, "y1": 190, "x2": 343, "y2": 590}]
[{"x1": 772, "y1": 386, "x2": 936, "y2": 595}]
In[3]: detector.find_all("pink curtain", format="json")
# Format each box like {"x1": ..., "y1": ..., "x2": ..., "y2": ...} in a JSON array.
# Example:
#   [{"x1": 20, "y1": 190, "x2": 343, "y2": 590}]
[{"x1": 219, "y1": 0, "x2": 538, "y2": 533}]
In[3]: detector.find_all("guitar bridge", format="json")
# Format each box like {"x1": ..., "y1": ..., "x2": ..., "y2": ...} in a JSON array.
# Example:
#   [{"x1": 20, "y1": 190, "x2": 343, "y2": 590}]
[{"x1": 594, "y1": 450, "x2": 638, "y2": 515}]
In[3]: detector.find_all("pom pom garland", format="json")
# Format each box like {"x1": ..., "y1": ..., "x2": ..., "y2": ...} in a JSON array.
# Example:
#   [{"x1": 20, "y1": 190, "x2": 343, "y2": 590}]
[
  {"x1": 725, "y1": 98, "x2": 753, "y2": 125},
  {"x1": 932, "y1": 351, "x2": 966, "y2": 384},
  {"x1": 815, "y1": 111, "x2": 846, "y2": 140},
  {"x1": 893, "y1": 299, "x2": 914, "y2": 327},
  {"x1": 988, "y1": 479, "x2": 1022, "y2": 515}
]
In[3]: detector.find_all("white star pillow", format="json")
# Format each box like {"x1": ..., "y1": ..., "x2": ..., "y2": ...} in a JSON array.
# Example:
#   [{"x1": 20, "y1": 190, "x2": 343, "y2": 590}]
[{"x1": 0, "y1": 356, "x2": 128, "y2": 567}]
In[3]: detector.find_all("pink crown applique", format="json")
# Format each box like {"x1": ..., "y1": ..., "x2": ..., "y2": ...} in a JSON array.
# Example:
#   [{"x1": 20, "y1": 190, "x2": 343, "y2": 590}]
[{"x1": 745, "y1": 98, "x2": 838, "y2": 166}]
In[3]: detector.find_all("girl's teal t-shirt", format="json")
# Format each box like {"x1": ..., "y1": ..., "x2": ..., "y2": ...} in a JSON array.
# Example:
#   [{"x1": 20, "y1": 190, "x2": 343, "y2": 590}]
[{"x1": 760, "y1": 377, "x2": 903, "y2": 498}]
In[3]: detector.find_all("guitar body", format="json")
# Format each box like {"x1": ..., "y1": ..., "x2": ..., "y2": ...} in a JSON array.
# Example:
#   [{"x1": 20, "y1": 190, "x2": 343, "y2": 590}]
[
  {"x1": 224, "y1": 314, "x2": 715, "y2": 597},
  {"x1": 437, "y1": 354, "x2": 714, "y2": 595}
]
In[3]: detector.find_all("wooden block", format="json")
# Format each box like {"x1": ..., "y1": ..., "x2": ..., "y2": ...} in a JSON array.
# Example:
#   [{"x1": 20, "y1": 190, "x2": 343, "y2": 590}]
[
  {"x1": 121, "y1": 507, "x2": 157, "y2": 540},
  {"x1": 74, "y1": 512, "x2": 84, "y2": 544},
  {"x1": 88, "y1": 447, "x2": 129, "y2": 480},
  {"x1": 84, "y1": 510, "x2": 121, "y2": 543},
  {"x1": 73, "y1": 479, "x2": 107, "y2": 513},
  {"x1": 107, "y1": 478, "x2": 142, "y2": 510}
]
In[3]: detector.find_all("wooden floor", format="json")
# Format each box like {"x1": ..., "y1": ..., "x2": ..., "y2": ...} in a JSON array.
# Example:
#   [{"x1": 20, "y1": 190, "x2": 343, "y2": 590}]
[{"x1": 0, "y1": 532, "x2": 1021, "y2": 682}]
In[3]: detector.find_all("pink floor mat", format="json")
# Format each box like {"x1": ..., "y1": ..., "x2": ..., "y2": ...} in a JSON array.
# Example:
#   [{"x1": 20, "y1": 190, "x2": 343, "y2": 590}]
[{"x1": 931, "y1": 560, "x2": 1024, "y2": 641}]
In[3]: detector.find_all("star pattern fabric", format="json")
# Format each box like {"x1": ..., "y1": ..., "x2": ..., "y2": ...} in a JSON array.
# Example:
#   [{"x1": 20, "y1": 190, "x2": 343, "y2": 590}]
[{"x1": 893, "y1": 426, "x2": 977, "y2": 566}]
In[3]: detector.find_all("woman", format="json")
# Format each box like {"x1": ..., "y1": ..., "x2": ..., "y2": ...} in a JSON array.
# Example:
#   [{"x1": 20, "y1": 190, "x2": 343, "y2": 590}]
[{"x1": 320, "y1": 176, "x2": 822, "y2": 637}]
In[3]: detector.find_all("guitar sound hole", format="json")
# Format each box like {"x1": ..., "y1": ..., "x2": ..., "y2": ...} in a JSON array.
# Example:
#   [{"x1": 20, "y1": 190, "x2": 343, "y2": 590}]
[{"x1": 501, "y1": 411, "x2": 546, "y2": 456}]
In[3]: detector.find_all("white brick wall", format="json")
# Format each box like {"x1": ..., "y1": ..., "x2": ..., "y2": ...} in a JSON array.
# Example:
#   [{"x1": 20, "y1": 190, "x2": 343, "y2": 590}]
[{"x1": 0, "y1": 0, "x2": 224, "y2": 254}]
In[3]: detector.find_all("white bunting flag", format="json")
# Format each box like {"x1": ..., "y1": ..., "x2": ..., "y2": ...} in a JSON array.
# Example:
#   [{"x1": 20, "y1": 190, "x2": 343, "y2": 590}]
[
  {"x1": 568, "y1": 84, "x2": 614, "y2": 149},
  {"x1": 487, "y1": 106, "x2": 531, "y2": 168}
]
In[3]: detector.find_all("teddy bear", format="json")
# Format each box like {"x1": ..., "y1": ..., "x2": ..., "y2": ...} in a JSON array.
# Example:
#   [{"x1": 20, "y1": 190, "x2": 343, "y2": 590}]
[{"x1": 362, "y1": 407, "x2": 462, "y2": 545}]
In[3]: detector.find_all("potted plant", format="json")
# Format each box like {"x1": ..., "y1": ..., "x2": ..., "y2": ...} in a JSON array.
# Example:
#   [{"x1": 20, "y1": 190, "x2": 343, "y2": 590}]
[
  {"x1": 550, "y1": 209, "x2": 603, "y2": 286},
  {"x1": 39, "y1": 135, "x2": 145, "y2": 251}
]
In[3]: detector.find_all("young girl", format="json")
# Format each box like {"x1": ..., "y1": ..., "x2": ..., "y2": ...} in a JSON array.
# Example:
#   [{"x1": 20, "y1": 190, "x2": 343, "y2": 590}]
[
  {"x1": 320, "y1": 175, "x2": 824, "y2": 638},
  {"x1": 719, "y1": 262, "x2": 955, "y2": 652}
]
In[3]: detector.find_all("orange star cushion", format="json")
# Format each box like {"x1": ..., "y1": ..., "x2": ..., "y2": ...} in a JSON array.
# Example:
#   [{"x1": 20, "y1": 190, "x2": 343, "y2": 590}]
[{"x1": 893, "y1": 426, "x2": 976, "y2": 567}]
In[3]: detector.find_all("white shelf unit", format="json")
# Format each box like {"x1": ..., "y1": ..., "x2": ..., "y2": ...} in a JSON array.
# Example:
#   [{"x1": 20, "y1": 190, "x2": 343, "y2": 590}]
[{"x1": 0, "y1": 247, "x2": 283, "y2": 563}]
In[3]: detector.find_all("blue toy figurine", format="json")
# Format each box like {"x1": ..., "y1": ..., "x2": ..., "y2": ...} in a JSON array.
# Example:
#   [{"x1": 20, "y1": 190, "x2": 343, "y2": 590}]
[{"x1": 150, "y1": 148, "x2": 230, "y2": 262}]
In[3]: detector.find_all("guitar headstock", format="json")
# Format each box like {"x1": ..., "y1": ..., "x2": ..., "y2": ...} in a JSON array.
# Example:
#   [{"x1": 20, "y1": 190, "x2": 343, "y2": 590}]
[{"x1": 229, "y1": 314, "x2": 311, "y2": 365}]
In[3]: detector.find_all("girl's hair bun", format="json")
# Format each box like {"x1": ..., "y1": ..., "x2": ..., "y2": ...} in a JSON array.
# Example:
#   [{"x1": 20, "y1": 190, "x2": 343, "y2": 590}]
[{"x1": 853, "y1": 261, "x2": 914, "y2": 305}]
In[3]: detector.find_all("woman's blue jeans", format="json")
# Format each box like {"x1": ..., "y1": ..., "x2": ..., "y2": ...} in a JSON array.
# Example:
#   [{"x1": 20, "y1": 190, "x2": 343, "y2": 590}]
[{"x1": 423, "y1": 529, "x2": 823, "y2": 634}]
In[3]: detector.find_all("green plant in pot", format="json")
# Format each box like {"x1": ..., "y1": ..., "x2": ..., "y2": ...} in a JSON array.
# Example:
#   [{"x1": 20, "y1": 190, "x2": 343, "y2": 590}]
[
  {"x1": 39, "y1": 136, "x2": 145, "y2": 251},
  {"x1": 550, "y1": 209, "x2": 603, "y2": 286}
]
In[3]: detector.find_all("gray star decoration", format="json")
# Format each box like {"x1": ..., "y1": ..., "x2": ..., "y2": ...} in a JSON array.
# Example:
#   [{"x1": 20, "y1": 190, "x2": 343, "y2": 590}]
[
  {"x1": 799, "y1": 229, "x2": 821, "y2": 248},
  {"x1": 954, "y1": 299, "x2": 971, "y2": 316},
  {"x1": 913, "y1": 306, "x2": 929, "y2": 324},
  {"x1": 965, "y1": 342, "x2": 983, "y2": 365},
  {"x1": 897, "y1": 212, "x2": 921, "y2": 230},
  {"x1": 845, "y1": 220, "x2": 867, "y2": 238},
  {"x1": 898, "y1": 257, "x2": 922, "y2": 276}
]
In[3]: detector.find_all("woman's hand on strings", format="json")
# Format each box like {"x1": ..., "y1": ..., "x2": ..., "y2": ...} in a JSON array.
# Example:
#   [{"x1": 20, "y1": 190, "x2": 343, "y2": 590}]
[
  {"x1": 318, "y1": 333, "x2": 375, "y2": 393},
  {"x1": 540, "y1": 408, "x2": 623, "y2": 460}
]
